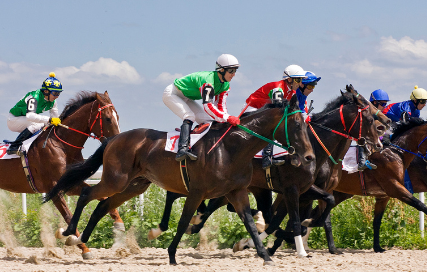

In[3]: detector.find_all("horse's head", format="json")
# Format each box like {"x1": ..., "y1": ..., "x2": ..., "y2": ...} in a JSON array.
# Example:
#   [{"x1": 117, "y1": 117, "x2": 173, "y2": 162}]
[
  {"x1": 345, "y1": 84, "x2": 391, "y2": 134},
  {"x1": 342, "y1": 87, "x2": 382, "y2": 153},
  {"x1": 90, "y1": 91, "x2": 121, "y2": 140},
  {"x1": 272, "y1": 95, "x2": 315, "y2": 166}
]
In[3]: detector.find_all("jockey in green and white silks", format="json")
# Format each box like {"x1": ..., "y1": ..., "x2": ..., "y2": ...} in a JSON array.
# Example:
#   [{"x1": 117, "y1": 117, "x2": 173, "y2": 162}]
[
  {"x1": 162, "y1": 54, "x2": 241, "y2": 162},
  {"x1": 6, "y1": 72, "x2": 63, "y2": 155}
]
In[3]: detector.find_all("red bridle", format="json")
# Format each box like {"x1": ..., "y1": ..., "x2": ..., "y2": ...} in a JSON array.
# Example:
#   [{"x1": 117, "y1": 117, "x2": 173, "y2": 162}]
[{"x1": 54, "y1": 102, "x2": 115, "y2": 149}]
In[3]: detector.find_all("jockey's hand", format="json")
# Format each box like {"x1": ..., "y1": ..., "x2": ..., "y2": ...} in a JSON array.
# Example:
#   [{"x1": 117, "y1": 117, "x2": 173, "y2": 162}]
[
  {"x1": 49, "y1": 117, "x2": 61, "y2": 126},
  {"x1": 227, "y1": 116, "x2": 240, "y2": 126}
]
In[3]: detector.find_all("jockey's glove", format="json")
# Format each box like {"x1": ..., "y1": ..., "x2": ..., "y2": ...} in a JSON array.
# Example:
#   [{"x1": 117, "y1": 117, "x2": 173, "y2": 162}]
[
  {"x1": 227, "y1": 116, "x2": 240, "y2": 126},
  {"x1": 49, "y1": 117, "x2": 61, "y2": 126}
]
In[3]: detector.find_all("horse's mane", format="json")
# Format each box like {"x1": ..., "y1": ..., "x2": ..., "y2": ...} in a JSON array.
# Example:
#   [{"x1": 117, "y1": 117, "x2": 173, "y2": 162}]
[
  {"x1": 310, "y1": 92, "x2": 354, "y2": 122},
  {"x1": 391, "y1": 118, "x2": 425, "y2": 141},
  {"x1": 59, "y1": 91, "x2": 98, "y2": 120}
]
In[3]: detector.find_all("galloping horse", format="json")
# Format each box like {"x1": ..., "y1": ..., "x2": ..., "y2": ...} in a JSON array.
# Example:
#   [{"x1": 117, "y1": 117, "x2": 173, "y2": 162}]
[
  {"x1": 0, "y1": 91, "x2": 122, "y2": 259},
  {"x1": 149, "y1": 87, "x2": 385, "y2": 256},
  {"x1": 44, "y1": 96, "x2": 314, "y2": 265},
  {"x1": 325, "y1": 119, "x2": 427, "y2": 252}
]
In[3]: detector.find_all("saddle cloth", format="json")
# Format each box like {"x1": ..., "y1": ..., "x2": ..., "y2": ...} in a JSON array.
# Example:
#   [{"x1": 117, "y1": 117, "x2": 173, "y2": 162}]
[
  {"x1": 342, "y1": 146, "x2": 358, "y2": 174},
  {"x1": 0, "y1": 132, "x2": 40, "y2": 160},
  {"x1": 254, "y1": 144, "x2": 289, "y2": 158},
  {"x1": 165, "y1": 123, "x2": 212, "y2": 153}
]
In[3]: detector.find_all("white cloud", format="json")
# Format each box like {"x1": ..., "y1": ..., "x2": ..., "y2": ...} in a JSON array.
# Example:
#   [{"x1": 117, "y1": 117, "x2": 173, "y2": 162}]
[
  {"x1": 152, "y1": 72, "x2": 183, "y2": 85},
  {"x1": 379, "y1": 36, "x2": 427, "y2": 62}
]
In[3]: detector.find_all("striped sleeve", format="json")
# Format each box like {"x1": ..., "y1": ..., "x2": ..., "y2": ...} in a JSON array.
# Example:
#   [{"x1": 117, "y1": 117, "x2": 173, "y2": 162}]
[{"x1": 203, "y1": 90, "x2": 230, "y2": 122}]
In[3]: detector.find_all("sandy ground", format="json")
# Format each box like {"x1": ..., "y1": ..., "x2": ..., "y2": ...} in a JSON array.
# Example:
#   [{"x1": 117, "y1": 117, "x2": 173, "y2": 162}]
[{"x1": 0, "y1": 246, "x2": 426, "y2": 272}]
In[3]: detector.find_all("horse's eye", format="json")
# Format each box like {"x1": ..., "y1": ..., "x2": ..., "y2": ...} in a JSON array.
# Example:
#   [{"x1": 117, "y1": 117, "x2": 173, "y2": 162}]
[{"x1": 106, "y1": 118, "x2": 112, "y2": 123}]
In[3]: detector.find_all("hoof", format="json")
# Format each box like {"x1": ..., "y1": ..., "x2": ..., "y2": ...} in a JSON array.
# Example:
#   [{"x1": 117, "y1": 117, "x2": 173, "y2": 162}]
[
  {"x1": 374, "y1": 247, "x2": 386, "y2": 253},
  {"x1": 147, "y1": 227, "x2": 162, "y2": 240},
  {"x1": 301, "y1": 219, "x2": 312, "y2": 227},
  {"x1": 233, "y1": 238, "x2": 250, "y2": 253},
  {"x1": 82, "y1": 252, "x2": 94, "y2": 260},
  {"x1": 330, "y1": 249, "x2": 343, "y2": 255},
  {"x1": 65, "y1": 235, "x2": 82, "y2": 246},
  {"x1": 263, "y1": 260, "x2": 275, "y2": 266},
  {"x1": 190, "y1": 214, "x2": 203, "y2": 225},
  {"x1": 113, "y1": 222, "x2": 125, "y2": 232},
  {"x1": 55, "y1": 228, "x2": 65, "y2": 239}
]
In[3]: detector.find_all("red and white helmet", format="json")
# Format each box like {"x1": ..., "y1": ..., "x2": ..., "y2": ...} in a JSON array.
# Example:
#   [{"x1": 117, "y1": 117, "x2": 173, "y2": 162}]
[
  {"x1": 215, "y1": 54, "x2": 240, "y2": 70},
  {"x1": 282, "y1": 65, "x2": 307, "y2": 80}
]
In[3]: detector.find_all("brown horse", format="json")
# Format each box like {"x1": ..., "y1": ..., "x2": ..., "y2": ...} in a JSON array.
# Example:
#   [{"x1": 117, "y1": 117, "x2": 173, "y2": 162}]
[
  {"x1": 0, "y1": 91, "x2": 122, "y2": 259},
  {"x1": 44, "y1": 96, "x2": 314, "y2": 265},
  {"x1": 147, "y1": 87, "x2": 385, "y2": 256},
  {"x1": 318, "y1": 118, "x2": 427, "y2": 253}
]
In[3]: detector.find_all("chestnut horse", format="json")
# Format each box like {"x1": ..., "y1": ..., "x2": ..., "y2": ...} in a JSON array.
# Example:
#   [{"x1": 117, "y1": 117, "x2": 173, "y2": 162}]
[
  {"x1": 44, "y1": 96, "x2": 315, "y2": 265},
  {"x1": 0, "y1": 91, "x2": 122, "y2": 259},
  {"x1": 321, "y1": 118, "x2": 427, "y2": 253},
  {"x1": 148, "y1": 87, "x2": 385, "y2": 256}
]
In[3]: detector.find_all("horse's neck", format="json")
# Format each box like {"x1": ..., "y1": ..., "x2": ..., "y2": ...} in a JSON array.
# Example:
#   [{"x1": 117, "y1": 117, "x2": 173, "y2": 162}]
[{"x1": 393, "y1": 126, "x2": 427, "y2": 169}]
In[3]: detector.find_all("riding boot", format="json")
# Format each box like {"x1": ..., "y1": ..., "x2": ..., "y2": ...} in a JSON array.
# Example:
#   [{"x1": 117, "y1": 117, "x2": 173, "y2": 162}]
[
  {"x1": 357, "y1": 145, "x2": 377, "y2": 171},
  {"x1": 262, "y1": 143, "x2": 284, "y2": 170},
  {"x1": 175, "y1": 119, "x2": 198, "y2": 162},
  {"x1": 7, "y1": 128, "x2": 33, "y2": 155}
]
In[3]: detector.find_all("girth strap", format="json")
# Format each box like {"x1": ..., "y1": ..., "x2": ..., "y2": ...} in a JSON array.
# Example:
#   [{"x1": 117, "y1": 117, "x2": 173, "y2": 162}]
[
  {"x1": 179, "y1": 159, "x2": 190, "y2": 192},
  {"x1": 265, "y1": 168, "x2": 274, "y2": 190},
  {"x1": 19, "y1": 150, "x2": 40, "y2": 193}
]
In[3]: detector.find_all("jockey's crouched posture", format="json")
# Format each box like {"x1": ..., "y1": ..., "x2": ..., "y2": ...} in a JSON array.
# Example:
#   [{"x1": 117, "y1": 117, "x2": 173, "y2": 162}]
[
  {"x1": 162, "y1": 54, "x2": 241, "y2": 161},
  {"x1": 7, "y1": 72, "x2": 63, "y2": 155},
  {"x1": 245, "y1": 65, "x2": 320, "y2": 170}
]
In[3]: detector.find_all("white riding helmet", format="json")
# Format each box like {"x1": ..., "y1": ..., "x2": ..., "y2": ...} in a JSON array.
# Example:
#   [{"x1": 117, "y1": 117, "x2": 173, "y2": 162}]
[
  {"x1": 282, "y1": 64, "x2": 307, "y2": 80},
  {"x1": 215, "y1": 54, "x2": 240, "y2": 70},
  {"x1": 410, "y1": 85, "x2": 427, "y2": 100}
]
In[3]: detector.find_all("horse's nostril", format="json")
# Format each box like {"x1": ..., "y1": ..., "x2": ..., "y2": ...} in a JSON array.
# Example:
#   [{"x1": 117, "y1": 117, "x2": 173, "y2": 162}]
[{"x1": 305, "y1": 155, "x2": 315, "y2": 162}]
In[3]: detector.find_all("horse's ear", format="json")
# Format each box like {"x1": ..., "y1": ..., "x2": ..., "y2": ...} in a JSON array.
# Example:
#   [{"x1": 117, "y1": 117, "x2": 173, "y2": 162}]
[
  {"x1": 104, "y1": 90, "x2": 110, "y2": 98},
  {"x1": 340, "y1": 89, "x2": 344, "y2": 96},
  {"x1": 96, "y1": 92, "x2": 107, "y2": 103},
  {"x1": 290, "y1": 93, "x2": 298, "y2": 109}
]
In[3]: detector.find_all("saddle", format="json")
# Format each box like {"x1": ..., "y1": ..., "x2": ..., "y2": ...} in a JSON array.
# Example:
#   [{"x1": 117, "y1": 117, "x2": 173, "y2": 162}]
[{"x1": 175, "y1": 123, "x2": 210, "y2": 134}]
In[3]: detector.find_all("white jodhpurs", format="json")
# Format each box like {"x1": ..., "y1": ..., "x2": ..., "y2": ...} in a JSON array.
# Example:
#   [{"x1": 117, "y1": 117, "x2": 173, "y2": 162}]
[
  {"x1": 162, "y1": 84, "x2": 212, "y2": 124},
  {"x1": 7, "y1": 113, "x2": 45, "y2": 133}
]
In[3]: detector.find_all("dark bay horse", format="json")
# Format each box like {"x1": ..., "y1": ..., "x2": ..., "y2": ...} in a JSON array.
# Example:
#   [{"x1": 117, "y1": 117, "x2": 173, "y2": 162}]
[
  {"x1": 0, "y1": 91, "x2": 122, "y2": 259},
  {"x1": 312, "y1": 118, "x2": 427, "y2": 253},
  {"x1": 44, "y1": 96, "x2": 314, "y2": 265},
  {"x1": 149, "y1": 87, "x2": 385, "y2": 256}
]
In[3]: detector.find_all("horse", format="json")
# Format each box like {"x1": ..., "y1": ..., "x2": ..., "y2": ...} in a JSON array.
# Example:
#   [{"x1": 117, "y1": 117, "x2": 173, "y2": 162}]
[
  {"x1": 315, "y1": 118, "x2": 427, "y2": 253},
  {"x1": 44, "y1": 95, "x2": 315, "y2": 265},
  {"x1": 0, "y1": 91, "x2": 122, "y2": 259},
  {"x1": 148, "y1": 86, "x2": 385, "y2": 256}
]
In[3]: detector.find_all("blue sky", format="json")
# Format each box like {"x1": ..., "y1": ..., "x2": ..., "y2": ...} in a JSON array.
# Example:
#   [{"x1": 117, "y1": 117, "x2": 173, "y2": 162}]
[{"x1": 1, "y1": 1, "x2": 427, "y2": 157}]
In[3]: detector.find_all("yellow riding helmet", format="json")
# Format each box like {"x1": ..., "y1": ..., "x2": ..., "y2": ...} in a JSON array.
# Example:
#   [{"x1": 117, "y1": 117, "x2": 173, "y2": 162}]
[{"x1": 410, "y1": 85, "x2": 427, "y2": 100}]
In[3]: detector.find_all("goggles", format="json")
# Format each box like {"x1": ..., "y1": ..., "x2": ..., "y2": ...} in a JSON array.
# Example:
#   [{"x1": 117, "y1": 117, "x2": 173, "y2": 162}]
[
  {"x1": 226, "y1": 68, "x2": 237, "y2": 74},
  {"x1": 419, "y1": 99, "x2": 427, "y2": 104},
  {"x1": 306, "y1": 84, "x2": 316, "y2": 90},
  {"x1": 293, "y1": 77, "x2": 302, "y2": 83},
  {"x1": 51, "y1": 90, "x2": 61, "y2": 97}
]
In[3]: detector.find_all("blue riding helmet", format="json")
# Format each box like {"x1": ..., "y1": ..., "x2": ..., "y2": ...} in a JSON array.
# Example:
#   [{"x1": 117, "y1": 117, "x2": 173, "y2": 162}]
[
  {"x1": 302, "y1": 71, "x2": 321, "y2": 85},
  {"x1": 370, "y1": 89, "x2": 389, "y2": 102},
  {"x1": 41, "y1": 72, "x2": 63, "y2": 92}
]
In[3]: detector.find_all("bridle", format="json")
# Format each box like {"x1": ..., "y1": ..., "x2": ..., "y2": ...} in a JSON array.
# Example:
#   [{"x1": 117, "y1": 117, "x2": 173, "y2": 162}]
[{"x1": 53, "y1": 101, "x2": 115, "y2": 149}]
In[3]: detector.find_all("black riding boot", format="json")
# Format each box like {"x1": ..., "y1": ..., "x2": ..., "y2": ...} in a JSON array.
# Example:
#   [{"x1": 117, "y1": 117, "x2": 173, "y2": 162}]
[
  {"x1": 175, "y1": 119, "x2": 198, "y2": 162},
  {"x1": 7, "y1": 128, "x2": 33, "y2": 155},
  {"x1": 357, "y1": 145, "x2": 377, "y2": 171},
  {"x1": 262, "y1": 143, "x2": 284, "y2": 170}
]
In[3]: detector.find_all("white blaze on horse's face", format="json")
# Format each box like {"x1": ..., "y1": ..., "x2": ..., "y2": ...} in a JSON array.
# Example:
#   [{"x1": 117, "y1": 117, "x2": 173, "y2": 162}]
[{"x1": 112, "y1": 110, "x2": 121, "y2": 133}]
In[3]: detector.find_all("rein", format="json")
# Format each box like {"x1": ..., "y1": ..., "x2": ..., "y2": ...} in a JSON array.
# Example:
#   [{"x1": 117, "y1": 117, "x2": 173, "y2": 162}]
[
  {"x1": 388, "y1": 134, "x2": 427, "y2": 161},
  {"x1": 308, "y1": 104, "x2": 370, "y2": 164},
  {"x1": 237, "y1": 106, "x2": 303, "y2": 153},
  {"x1": 53, "y1": 102, "x2": 114, "y2": 149}
]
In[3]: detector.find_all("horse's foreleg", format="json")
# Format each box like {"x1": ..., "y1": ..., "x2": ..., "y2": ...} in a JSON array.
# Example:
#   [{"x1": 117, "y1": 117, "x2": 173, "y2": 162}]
[
  {"x1": 300, "y1": 185, "x2": 335, "y2": 228},
  {"x1": 62, "y1": 186, "x2": 94, "y2": 237},
  {"x1": 187, "y1": 196, "x2": 228, "y2": 235},
  {"x1": 51, "y1": 195, "x2": 93, "y2": 260},
  {"x1": 373, "y1": 196, "x2": 389, "y2": 253},
  {"x1": 148, "y1": 191, "x2": 184, "y2": 240},
  {"x1": 226, "y1": 189, "x2": 274, "y2": 266},
  {"x1": 167, "y1": 192, "x2": 204, "y2": 265}
]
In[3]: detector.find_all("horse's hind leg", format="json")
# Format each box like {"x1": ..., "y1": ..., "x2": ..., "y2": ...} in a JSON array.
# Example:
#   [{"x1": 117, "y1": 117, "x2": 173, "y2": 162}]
[
  {"x1": 300, "y1": 185, "x2": 335, "y2": 228},
  {"x1": 51, "y1": 195, "x2": 93, "y2": 260},
  {"x1": 69, "y1": 180, "x2": 151, "y2": 246},
  {"x1": 226, "y1": 189, "x2": 274, "y2": 265},
  {"x1": 187, "y1": 196, "x2": 228, "y2": 235},
  {"x1": 373, "y1": 196, "x2": 390, "y2": 253}
]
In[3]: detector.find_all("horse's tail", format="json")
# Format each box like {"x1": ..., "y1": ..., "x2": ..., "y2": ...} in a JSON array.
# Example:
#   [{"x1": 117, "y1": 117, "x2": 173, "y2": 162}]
[{"x1": 43, "y1": 137, "x2": 112, "y2": 203}]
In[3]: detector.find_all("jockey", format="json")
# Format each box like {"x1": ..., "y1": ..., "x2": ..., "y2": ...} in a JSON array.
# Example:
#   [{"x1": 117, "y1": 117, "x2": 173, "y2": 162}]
[
  {"x1": 357, "y1": 89, "x2": 390, "y2": 171},
  {"x1": 297, "y1": 71, "x2": 321, "y2": 121},
  {"x1": 383, "y1": 85, "x2": 427, "y2": 123},
  {"x1": 162, "y1": 54, "x2": 241, "y2": 162},
  {"x1": 7, "y1": 72, "x2": 63, "y2": 155},
  {"x1": 245, "y1": 65, "x2": 309, "y2": 170}
]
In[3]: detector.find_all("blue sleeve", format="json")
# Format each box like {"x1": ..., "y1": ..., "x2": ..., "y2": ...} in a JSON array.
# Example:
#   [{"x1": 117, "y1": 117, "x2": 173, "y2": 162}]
[{"x1": 296, "y1": 89, "x2": 307, "y2": 111}]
